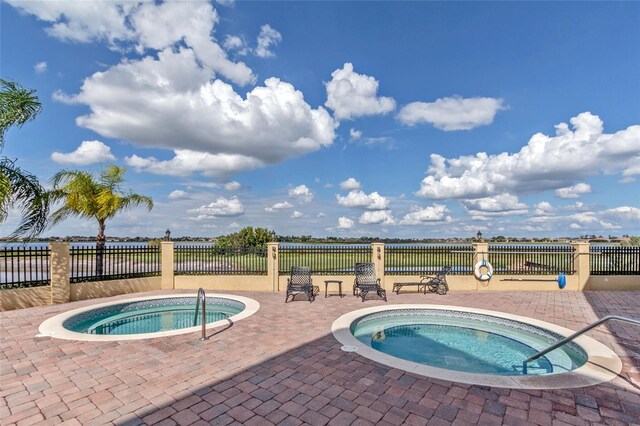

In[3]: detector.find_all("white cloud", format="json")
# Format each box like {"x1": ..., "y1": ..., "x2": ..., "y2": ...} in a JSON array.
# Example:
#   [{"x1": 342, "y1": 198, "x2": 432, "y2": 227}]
[
  {"x1": 325, "y1": 63, "x2": 395, "y2": 121},
  {"x1": 224, "y1": 181, "x2": 242, "y2": 191},
  {"x1": 534, "y1": 201, "x2": 555, "y2": 216},
  {"x1": 265, "y1": 201, "x2": 293, "y2": 212},
  {"x1": 51, "y1": 140, "x2": 116, "y2": 165},
  {"x1": 337, "y1": 216, "x2": 354, "y2": 229},
  {"x1": 462, "y1": 194, "x2": 528, "y2": 215},
  {"x1": 339, "y1": 178, "x2": 361, "y2": 191},
  {"x1": 291, "y1": 210, "x2": 304, "y2": 219},
  {"x1": 350, "y1": 128, "x2": 362, "y2": 140},
  {"x1": 555, "y1": 183, "x2": 592, "y2": 199},
  {"x1": 398, "y1": 96, "x2": 505, "y2": 131},
  {"x1": 359, "y1": 210, "x2": 396, "y2": 225},
  {"x1": 255, "y1": 24, "x2": 282, "y2": 58},
  {"x1": 316, "y1": 212, "x2": 326, "y2": 218},
  {"x1": 288, "y1": 185, "x2": 314, "y2": 202},
  {"x1": 223, "y1": 35, "x2": 247, "y2": 54},
  {"x1": 9, "y1": 1, "x2": 254, "y2": 86},
  {"x1": 601, "y1": 206, "x2": 640, "y2": 221},
  {"x1": 416, "y1": 113, "x2": 640, "y2": 200},
  {"x1": 188, "y1": 196, "x2": 244, "y2": 218},
  {"x1": 34, "y1": 61, "x2": 47, "y2": 74},
  {"x1": 336, "y1": 190, "x2": 389, "y2": 210},
  {"x1": 400, "y1": 205, "x2": 451, "y2": 225},
  {"x1": 168, "y1": 190, "x2": 188, "y2": 200},
  {"x1": 125, "y1": 150, "x2": 263, "y2": 179}
]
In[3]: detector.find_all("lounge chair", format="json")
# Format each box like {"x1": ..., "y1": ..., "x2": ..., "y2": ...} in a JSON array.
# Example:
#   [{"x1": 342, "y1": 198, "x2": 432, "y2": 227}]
[
  {"x1": 421, "y1": 266, "x2": 451, "y2": 295},
  {"x1": 354, "y1": 262, "x2": 387, "y2": 302},
  {"x1": 285, "y1": 266, "x2": 315, "y2": 303}
]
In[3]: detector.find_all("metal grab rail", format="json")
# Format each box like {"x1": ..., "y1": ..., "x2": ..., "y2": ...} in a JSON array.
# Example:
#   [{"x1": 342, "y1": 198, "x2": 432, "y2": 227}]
[
  {"x1": 523, "y1": 315, "x2": 640, "y2": 374},
  {"x1": 194, "y1": 288, "x2": 208, "y2": 341}
]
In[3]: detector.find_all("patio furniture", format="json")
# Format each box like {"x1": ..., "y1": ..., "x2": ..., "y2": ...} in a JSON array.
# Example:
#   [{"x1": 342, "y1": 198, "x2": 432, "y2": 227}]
[
  {"x1": 353, "y1": 262, "x2": 387, "y2": 302},
  {"x1": 421, "y1": 266, "x2": 452, "y2": 295},
  {"x1": 324, "y1": 280, "x2": 344, "y2": 298},
  {"x1": 285, "y1": 266, "x2": 315, "y2": 303}
]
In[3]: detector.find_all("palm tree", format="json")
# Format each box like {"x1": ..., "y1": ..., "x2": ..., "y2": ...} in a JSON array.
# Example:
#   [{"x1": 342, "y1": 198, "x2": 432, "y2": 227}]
[
  {"x1": 0, "y1": 79, "x2": 48, "y2": 238},
  {"x1": 49, "y1": 165, "x2": 153, "y2": 275}
]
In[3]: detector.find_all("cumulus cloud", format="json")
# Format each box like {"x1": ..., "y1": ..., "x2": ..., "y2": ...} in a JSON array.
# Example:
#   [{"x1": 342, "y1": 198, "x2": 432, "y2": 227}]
[
  {"x1": 224, "y1": 181, "x2": 242, "y2": 191},
  {"x1": 223, "y1": 35, "x2": 248, "y2": 55},
  {"x1": 255, "y1": 24, "x2": 282, "y2": 58},
  {"x1": 9, "y1": 1, "x2": 254, "y2": 86},
  {"x1": 461, "y1": 194, "x2": 529, "y2": 216},
  {"x1": 359, "y1": 210, "x2": 396, "y2": 225},
  {"x1": 336, "y1": 190, "x2": 389, "y2": 210},
  {"x1": 125, "y1": 149, "x2": 263, "y2": 178},
  {"x1": 601, "y1": 206, "x2": 640, "y2": 221},
  {"x1": 398, "y1": 96, "x2": 505, "y2": 131},
  {"x1": 400, "y1": 205, "x2": 451, "y2": 225},
  {"x1": 51, "y1": 140, "x2": 116, "y2": 165},
  {"x1": 350, "y1": 128, "x2": 362, "y2": 140},
  {"x1": 288, "y1": 185, "x2": 314, "y2": 202},
  {"x1": 416, "y1": 113, "x2": 640, "y2": 200},
  {"x1": 13, "y1": 1, "x2": 337, "y2": 179},
  {"x1": 168, "y1": 190, "x2": 188, "y2": 200},
  {"x1": 555, "y1": 183, "x2": 592, "y2": 199},
  {"x1": 325, "y1": 63, "x2": 395, "y2": 121},
  {"x1": 188, "y1": 196, "x2": 244, "y2": 218},
  {"x1": 339, "y1": 177, "x2": 361, "y2": 191},
  {"x1": 265, "y1": 201, "x2": 293, "y2": 212},
  {"x1": 534, "y1": 201, "x2": 555, "y2": 216},
  {"x1": 34, "y1": 61, "x2": 47, "y2": 74},
  {"x1": 337, "y1": 216, "x2": 354, "y2": 229},
  {"x1": 291, "y1": 210, "x2": 304, "y2": 219}
]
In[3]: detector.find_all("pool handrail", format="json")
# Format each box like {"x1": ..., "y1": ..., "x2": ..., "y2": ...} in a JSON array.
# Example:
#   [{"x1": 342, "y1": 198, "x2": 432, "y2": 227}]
[
  {"x1": 523, "y1": 315, "x2": 640, "y2": 374},
  {"x1": 195, "y1": 288, "x2": 207, "y2": 341}
]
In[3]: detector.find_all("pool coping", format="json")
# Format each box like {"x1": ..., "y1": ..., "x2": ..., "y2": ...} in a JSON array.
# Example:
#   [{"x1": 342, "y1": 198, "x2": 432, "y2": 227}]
[
  {"x1": 331, "y1": 304, "x2": 622, "y2": 389},
  {"x1": 37, "y1": 293, "x2": 260, "y2": 342}
]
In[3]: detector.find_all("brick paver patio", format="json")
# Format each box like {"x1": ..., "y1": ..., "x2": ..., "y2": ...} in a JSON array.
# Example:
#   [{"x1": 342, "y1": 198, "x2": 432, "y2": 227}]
[{"x1": 1, "y1": 290, "x2": 639, "y2": 425}]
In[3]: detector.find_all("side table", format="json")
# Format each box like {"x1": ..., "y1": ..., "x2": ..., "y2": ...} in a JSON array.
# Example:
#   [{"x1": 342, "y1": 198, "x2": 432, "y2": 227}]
[{"x1": 324, "y1": 280, "x2": 344, "y2": 298}]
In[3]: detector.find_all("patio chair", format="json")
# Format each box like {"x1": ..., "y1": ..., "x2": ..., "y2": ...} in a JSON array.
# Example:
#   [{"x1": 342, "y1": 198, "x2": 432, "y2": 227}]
[
  {"x1": 421, "y1": 266, "x2": 452, "y2": 295},
  {"x1": 285, "y1": 266, "x2": 315, "y2": 303},
  {"x1": 353, "y1": 262, "x2": 387, "y2": 302}
]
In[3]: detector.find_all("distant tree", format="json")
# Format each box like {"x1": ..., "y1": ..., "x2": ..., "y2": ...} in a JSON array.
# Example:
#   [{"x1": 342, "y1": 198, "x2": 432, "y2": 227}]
[
  {"x1": 215, "y1": 226, "x2": 274, "y2": 250},
  {"x1": 48, "y1": 165, "x2": 153, "y2": 275},
  {"x1": 0, "y1": 79, "x2": 49, "y2": 238},
  {"x1": 621, "y1": 236, "x2": 640, "y2": 247}
]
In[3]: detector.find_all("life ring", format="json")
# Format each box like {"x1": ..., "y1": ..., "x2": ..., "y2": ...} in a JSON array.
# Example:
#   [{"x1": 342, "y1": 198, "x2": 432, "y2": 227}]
[{"x1": 474, "y1": 259, "x2": 493, "y2": 281}]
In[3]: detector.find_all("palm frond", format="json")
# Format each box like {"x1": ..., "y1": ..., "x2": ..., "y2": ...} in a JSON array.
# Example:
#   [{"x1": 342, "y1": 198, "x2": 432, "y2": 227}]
[{"x1": 0, "y1": 79, "x2": 43, "y2": 148}]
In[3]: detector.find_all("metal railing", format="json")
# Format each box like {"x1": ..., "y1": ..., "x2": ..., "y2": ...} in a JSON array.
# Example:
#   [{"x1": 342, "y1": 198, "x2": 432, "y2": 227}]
[
  {"x1": 174, "y1": 246, "x2": 267, "y2": 275},
  {"x1": 70, "y1": 245, "x2": 161, "y2": 283},
  {"x1": 0, "y1": 246, "x2": 50, "y2": 289},
  {"x1": 385, "y1": 245, "x2": 473, "y2": 275},
  {"x1": 488, "y1": 245, "x2": 575, "y2": 275},
  {"x1": 523, "y1": 315, "x2": 640, "y2": 374},
  {"x1": 591, "y1": 246, "x2": 640, "y2": 275},
  {"x1": 195, "y1": 288, "x2": 207, "y2": 341},
  {"x1": 279, "y1": 245, "x2": 371, "y2": 275}
]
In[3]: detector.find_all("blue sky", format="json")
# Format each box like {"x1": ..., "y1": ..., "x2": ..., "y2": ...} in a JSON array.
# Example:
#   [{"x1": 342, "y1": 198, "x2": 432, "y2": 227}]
[{"x1": 1, "y1": 1, "x2": 639, "y2": 239}]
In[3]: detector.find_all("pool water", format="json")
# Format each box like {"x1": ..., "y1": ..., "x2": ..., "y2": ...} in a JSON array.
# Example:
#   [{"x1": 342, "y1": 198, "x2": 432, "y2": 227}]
[
  {"x1": 352, "y1": 310, "x2": 587, "y2": 376},
  {"x1": 64, "y1": 297, "x2": 244, "y2": 335}
]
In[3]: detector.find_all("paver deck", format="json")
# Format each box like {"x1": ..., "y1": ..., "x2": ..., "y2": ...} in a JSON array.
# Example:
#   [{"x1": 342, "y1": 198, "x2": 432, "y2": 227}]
[{"x1": 1, "y1": 290, "x2": 639, "y2": 425}]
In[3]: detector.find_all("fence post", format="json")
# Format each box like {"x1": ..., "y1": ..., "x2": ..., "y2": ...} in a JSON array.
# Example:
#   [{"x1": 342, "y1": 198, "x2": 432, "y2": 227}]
[
  {"x1": 372, "y1": 242, "x2": 385, "y2": 289},
  {"x1": 572, "y1": 242, "x2": 590, "y2": 291},
  {"x1": 161, "y1": 241, "x2": 175, "y2": 290},
  {"x1": 50, "y1": 243, "x2": 70, "y2": 305},
  {"x1": 267, "y1": 242, "x2": 279, "y2": 292},
  {"x1": 472, "y1": 242, "x2": 489, "y2": 290}
]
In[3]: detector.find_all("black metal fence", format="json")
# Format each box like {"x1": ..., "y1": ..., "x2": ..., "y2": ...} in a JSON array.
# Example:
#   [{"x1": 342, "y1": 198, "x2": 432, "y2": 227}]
[
  {"x1": 385, "y1": 245, "x2": 473, "y2": 275},
  {"x1": 279, "y1": 245, "x2": 371, "y2": 275},
  {"x1": 174, "y1": 246, "x2": 268, "y2": 275},
  {"x1": 488, "y1": 245, "x2": 576, "y2": 275},
  {"x1": 591, "y1": 246, "x2": 640, "y2": 275},
  {"x1": 70, "y1": 245, "x2": 161, "y2": 283},
  {"x1": 0, "y1": 246, "x2": 50, "y2": 289}
]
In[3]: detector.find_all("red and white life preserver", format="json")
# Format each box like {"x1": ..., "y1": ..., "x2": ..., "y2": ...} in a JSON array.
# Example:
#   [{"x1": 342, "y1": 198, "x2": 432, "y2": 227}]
[{"x1": 474, "y1": 259, "x2": 493, "y2": 281}]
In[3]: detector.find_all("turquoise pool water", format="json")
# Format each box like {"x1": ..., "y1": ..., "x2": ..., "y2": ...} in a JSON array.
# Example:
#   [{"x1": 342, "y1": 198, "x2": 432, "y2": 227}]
[
  {"x1": 64, "y1": 297, "x2": 244, "y2": 335},
  {"x1": 351, "y1": 309, "x2": 587, "y2": 376}
]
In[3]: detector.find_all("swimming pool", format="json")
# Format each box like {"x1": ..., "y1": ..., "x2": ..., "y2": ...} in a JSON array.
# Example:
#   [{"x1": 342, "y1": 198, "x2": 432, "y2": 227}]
[
  {"x1": 332, "y1": 305, "x2": 622, "y2": 389},
  {"x1": 38, "y1": 294, "x2": 260, "y2": 341}
]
